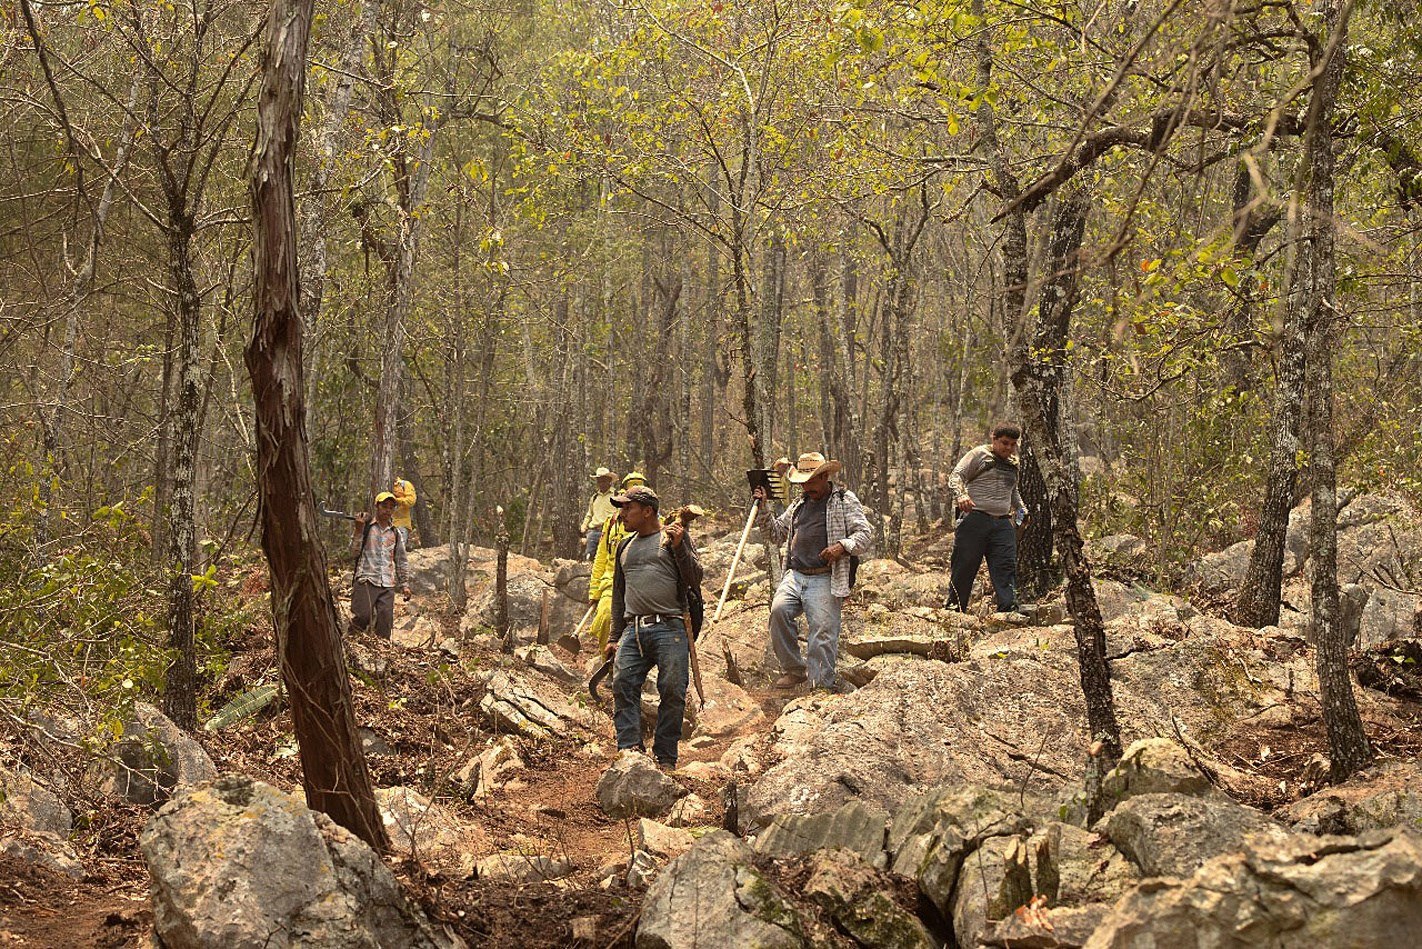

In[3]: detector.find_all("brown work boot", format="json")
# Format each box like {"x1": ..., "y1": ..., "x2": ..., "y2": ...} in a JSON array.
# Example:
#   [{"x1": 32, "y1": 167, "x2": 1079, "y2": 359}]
[{"x1": 772, "y1": 671, "x2": 807, "y2": 689}]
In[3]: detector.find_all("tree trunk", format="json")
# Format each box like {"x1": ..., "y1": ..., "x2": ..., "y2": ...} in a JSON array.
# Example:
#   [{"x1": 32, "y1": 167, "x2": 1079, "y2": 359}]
[
  {"x1": 1016, "y1": 443, "x2": 1055, "y2": 599},
  {"x1": 973, "y1": 0, "x2": 1122, "y2": 793},
  {"x1": 1300, "y1": 0, "x2": 1372, "y2": 781},
  {"x1": 247, "y1": 0, "x2": 388, "y2": 851},
  {"x1": 161, "y1": 218, "x2": 202, "y2": 731},
  {"x1": 1011, "y1": 190, "x2": 1123, "y2": 789}
]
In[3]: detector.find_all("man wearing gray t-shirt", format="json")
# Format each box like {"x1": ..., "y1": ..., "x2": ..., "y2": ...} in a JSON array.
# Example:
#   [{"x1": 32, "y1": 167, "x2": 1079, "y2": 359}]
[
  {"x1": 947, "y1": 423, "x2": 1029, "y2": 613},
  {"x1": 608, "y1": 486, "x2": 703, "y2": 769}
]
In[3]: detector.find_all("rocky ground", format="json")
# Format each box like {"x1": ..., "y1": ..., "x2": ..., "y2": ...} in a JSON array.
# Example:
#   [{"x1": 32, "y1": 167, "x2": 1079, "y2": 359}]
[{"x1": 2, "y1": 492, "x2": 1421, "y2": 947}]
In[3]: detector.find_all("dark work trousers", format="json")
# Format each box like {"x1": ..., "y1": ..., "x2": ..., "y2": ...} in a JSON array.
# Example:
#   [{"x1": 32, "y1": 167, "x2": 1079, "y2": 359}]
[
  {"x1": 351, "y1": 581, "x2": 395, "y2": 639},
  {"x1": 947, "y1": 510, "x2": 1019, "y2": 612}
]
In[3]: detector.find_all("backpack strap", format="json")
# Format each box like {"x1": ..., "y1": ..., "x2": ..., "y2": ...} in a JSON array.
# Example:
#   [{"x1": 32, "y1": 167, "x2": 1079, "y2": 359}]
[{"x1": 353, "y1": 521, "x2": 377, "y2": 584}]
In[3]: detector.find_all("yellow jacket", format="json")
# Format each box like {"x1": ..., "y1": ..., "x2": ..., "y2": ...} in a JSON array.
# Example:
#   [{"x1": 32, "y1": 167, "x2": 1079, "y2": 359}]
[
  {"x1": 392, "y1": 479, "x2": 417, "y2": 529},
  {"x1": 587, "y1": 514, "x2": 631, "y2": 601}
]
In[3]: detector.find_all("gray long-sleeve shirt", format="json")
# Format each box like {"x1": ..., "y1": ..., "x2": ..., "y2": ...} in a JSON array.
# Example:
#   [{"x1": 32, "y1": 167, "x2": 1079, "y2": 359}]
[{"x1": 949, "y1": 445, "x2": 1025, "y2": 518}]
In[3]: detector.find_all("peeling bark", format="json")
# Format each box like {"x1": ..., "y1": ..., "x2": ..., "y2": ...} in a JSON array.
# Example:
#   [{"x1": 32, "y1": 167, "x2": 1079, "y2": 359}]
[{"x1": 247, "y1": 0, "x2": 388, "y2": 851}]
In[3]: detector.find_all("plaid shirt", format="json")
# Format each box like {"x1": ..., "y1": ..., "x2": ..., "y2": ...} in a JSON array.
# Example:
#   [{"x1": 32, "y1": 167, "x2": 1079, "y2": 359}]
[
  {"x1": 763, "y1": 486, "x2": 872, "y2": 597},
  {"x1": 351, "y1": 522, "x2": 408, "y2": 587}
]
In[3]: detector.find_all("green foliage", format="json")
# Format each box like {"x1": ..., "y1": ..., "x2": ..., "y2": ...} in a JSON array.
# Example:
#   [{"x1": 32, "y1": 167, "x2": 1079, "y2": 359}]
[{"x1": 0, "y1": 440, "x2": 250, "y2": 735}]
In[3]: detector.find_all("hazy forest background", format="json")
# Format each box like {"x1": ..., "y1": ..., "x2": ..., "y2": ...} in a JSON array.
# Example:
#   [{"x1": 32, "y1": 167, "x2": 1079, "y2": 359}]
[{"x1": 2, "y1": 0, "x2": 1419, "y2": 729}]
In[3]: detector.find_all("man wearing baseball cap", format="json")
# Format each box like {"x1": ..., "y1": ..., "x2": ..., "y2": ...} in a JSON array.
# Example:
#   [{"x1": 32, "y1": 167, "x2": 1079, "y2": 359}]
[
  {"x1": 349, "y1": 491, "x2": 410, "y2": 639},
  {"x1": 607, "y1": 485, "x2": 702, "y2": 769}
]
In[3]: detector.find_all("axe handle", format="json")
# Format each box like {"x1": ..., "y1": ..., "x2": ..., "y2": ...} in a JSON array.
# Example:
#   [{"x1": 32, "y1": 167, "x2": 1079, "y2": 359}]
[
  {"x1": 712, "y1": 500, "x2": 760, "y2": 624},
  {"x1": 571, "y1": 602, "x2": 596, "y2": 640},
  {"x1": 683, "y1": 612, "x2": 705, "y2": 706}
]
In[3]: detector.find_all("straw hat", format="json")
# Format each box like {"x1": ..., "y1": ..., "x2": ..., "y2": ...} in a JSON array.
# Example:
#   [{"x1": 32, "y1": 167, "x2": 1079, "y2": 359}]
[
  {"x1": 786, "y1": 451, "x2": 842, "y2": 484},
  {"x1": 592, "y1": 466, "x2": 614, "y2": 480}
]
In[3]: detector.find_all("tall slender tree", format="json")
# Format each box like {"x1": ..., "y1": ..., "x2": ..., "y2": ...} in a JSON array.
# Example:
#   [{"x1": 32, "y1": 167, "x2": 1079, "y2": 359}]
[{"x1": 247, "y1": 0, "x2": 388, "y2": 850}]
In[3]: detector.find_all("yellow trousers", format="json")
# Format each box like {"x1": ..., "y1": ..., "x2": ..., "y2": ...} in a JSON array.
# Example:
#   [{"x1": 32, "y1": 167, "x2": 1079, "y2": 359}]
[{"x1": 588, "y1": 590, "x2": 615, "y2": 652}]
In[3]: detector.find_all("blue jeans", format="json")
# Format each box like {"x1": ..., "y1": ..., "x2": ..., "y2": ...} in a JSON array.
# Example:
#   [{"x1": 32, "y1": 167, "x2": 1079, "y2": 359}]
[
  {"x1": 583, "y1": 529, "x2": 602, "y2": 561},
  {"x1": 769, "y1": 571, "x2": 842, "y2": 688},
  {"x1": 948, "y1": 510, "x2": 1018, "y2": 612},
  {"x1": 612, "y1": 619, "x2": 689, "y2": 766}
]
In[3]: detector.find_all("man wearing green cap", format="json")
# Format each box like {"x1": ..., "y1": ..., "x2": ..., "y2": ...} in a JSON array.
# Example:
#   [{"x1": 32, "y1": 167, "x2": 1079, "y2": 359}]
[{"x1": 349, "y1": 491, "x2": 410, "y2": 640}]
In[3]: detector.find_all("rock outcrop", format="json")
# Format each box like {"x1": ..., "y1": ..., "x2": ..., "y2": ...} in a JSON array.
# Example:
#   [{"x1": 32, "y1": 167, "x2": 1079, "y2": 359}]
[{"x1": 140, "y1": 776, "x2": 458, "y2": 949}]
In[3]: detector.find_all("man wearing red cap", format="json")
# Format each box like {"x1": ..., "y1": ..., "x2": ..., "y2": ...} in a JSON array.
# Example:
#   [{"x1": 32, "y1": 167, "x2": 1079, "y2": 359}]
[{"x1": 349, "y1": 491, "x2": 410, "y2": 639}]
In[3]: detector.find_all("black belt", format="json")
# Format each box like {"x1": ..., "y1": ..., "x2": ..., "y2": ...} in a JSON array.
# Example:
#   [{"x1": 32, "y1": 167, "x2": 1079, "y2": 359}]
[
  {"x1": 630, "y1": 613, "x2": 678, "y2": 626},
  {"x1": 971, "y1": 510, "x2": 1012, "y2": 519}
]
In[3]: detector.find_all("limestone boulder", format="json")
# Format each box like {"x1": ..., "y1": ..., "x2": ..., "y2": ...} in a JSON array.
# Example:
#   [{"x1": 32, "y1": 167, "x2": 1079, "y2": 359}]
[
  {"x1": 1097, "y1": 738, "x2": 1214, "y2": 808},
  {"x1": 478, "y1": 670, "x2": 593, "y2": 739},
  {"x1": 101, "y1": 702, "x2": 217, "y2": 807},
  {"x1": 0, "y1": 831, "x2": 84, "y2": 878},
  {"x1": 955, "y1": 821, "x2": 1139, "y2": 949},
  {"x1": 468, "y1": 573, "x2": 583, "y2": 642},
  {"x1": 451, "y1": 736, "x2": 526, "y2": 800},
  {"x1": 1087, "y1": 829, "x2": 1422, "y2": 947},
  {"x1": 140, "y1": 776, "x2": 457, "y2": 949},
  {"x1": 1352, "y1": 587, "x2": 1422, "y2": 650},
  {"x1": 753, "y1": 799, "x2": 889, "y2": 868},
  {"x1": 802, "y1": 848, "x2": 935, "y2": 949},
  {"x1": 476, "y1": 850, "x2": 572, "y2": 884},
  {"x1": 635, "y1": 831, "x2": 802, "y2": 949},
  {"x1": 377, "y1": 786, "x2": 484, "y2": 874},
  {"x1": 888, "y1": 785, "x2": 1036, "y2": 915},
  {"x1": 744, "y1": 659, "x2": 1089, "y2": 830},
  {"x1": 1096, "y1": 792, "x2": 1293, "y2": 879},
  {"x1": 596, "y1": 751, "x2": 687, "y2": 820},
  {"x1": 1280, "y1": 761, "x2": 1422, "y2": 836},
  {"x1": 636, "y1": 819, "x2": 696, "y2": 859},
  {"x1": 0, "y1": 763, "x2": 71, "y2": 835}
]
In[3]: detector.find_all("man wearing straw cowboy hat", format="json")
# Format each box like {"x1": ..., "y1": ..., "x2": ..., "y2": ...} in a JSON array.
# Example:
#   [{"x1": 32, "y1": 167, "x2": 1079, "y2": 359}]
[
  {"x1": 753, "y1": 452, "x2": 872, "y2": 691},
  {"x1": 580, "y1": 467, "x2": 619, "y2": 560}
]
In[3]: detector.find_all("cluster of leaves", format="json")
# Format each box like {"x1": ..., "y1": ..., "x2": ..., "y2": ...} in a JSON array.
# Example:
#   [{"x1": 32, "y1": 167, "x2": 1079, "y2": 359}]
[{"x1": 0, "y1": 442, "x2": 250, "y2": 737}]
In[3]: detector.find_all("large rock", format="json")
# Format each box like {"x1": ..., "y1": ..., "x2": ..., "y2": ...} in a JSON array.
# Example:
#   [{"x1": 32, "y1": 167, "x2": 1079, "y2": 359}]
[
  {"x1": 802, "y1": 848, "x2": 935, "y2": 949},
  {"x1": 140, "y1": 776, "x2": 457, "y2": 949},
  {"x1": 0, "y1": 763, "x2": 72, "y2": 835},
  {"x1": 1097, "y1": 792, "x2": 1292, "y2": 879},
  {"x1": 745, "y1": 659, "x2": 1090, "y2": 830},
  {"x1": 1191, "y1": 506, "x2": 1309, "y2": 595},
  {"x1": 102, "y1": 702, "x2": 217, "y2": 807},
  {"x1": 478, "y1": 670, "x2": 592, "y2": 738},
  {"x1": 753, "y1": 799, "x2": 888, "y2": 867},
  {"x1": 691, "y1": 675, "x2": 767, "y2": 739},
  {"x1": 957, "y1": 821, "x2": 1139, "y2": 949},
  {"x1": 636, "y1": 831, "x2": 801, "y2": 949},
  {"x1": 1087, "y1": 829, "x2": 1422, "y2": 947},
  {"x1": 469, "y1": 573, "x2": 582, "y2": 641},
  {"x1": 476, "y1": 850, "x2": 572, "y2": 884},
  {"x1": 1335, "y1": 493, "x2": 1422, "y2": 586},
  {"x1": 1280, "y1": 761, "x2": 1422, "y2": 836},
  {"x1": 1352, "y1": 587, "x2": 1422, "y2": 650},
  {"x1": 377, "y1": 786, "x2": 484, "y2": 874},
  {"x1": 450, "y1": 736, "x2": 525, "y2": 800},
  {"x1": 597, "y1": 751, "x2": 687, "y2": 819},
  {"x1": 0, "y1": 763, "x2": 81, "y2": 878},
  {"x1": 1097, "y1": 738, "x2": 1214, "y2": 808},
  {"x1": 897, "y1": 785, "x2": 1036, "y2": 916}
]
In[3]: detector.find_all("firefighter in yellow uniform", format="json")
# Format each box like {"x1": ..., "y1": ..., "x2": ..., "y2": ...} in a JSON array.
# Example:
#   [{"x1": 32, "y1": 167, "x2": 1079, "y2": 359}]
[
  {"x1": 391, "y1": 477, "x2": 417, "y2": 547},
  {"x1": 586, "y1": 471, "x2": 648, "y2": 651}
]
